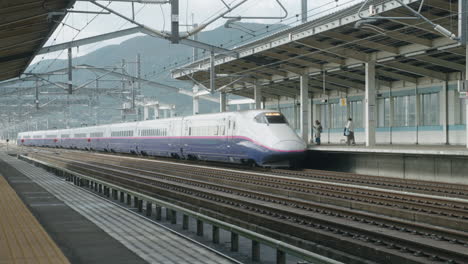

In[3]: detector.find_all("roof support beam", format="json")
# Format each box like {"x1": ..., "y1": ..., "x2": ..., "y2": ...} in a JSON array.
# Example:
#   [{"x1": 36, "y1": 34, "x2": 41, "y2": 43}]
[
  {"x1": 321, "y1": 31, "x2": 399, "y2": 54},
  {"x1": 376, "y1": 69, "x2": 418, "y2": 83},
  {"x1": 296, "y1": 39, "x2": 370, "y2": 62},
  {"x1": 279, "y1": 45, "x2": 345, "y2": 65},
  {"x1": 262, "y1": 51, "x2": 320, "y2": 68},
  {"x1": 413, "y1": 55, "x2": 465, "y2": 72},
  {"x1": 382, "y1": 61, "x2": 447, "y2": 80}
]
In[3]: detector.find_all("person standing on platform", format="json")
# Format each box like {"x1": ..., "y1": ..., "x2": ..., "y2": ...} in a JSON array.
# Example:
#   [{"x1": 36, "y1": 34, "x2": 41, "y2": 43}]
[
  {"x1": 345, "y1": 118, "x2": 355, "y2": 146},
  {"x1": 313, "y1": 120, "x2": 322, "y2": 145}
]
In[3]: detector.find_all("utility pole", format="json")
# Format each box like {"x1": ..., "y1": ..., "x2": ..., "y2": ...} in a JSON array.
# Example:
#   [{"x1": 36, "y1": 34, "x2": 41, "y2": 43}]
[
  {"x1": 171, "y1": 0, "x2": 179, "y2": 43},
  {"x1": 35, "y1": 79, "x2": 39, "y2": 110},
  {"x1": 301, "y1": 0, "x2": 308, "y2": 23},
  {"x1": 68, "y1": 47, "x2": 73, "y2": 94}
]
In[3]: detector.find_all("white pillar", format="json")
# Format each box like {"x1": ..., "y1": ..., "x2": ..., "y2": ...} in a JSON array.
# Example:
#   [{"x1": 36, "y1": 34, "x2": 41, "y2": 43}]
[
  {"x1": 154, "y1": 105, "x2": 160, "y2": 119},
  {"x1": 466, "y1": 46, "x2": 468, "y2": 148},
  {"x1": 365, "y1": 61, "x2": 376, "y2": 146},
  {"x1": 143, "y1": 106, "x2": 149, "y2": 120},
  {"x1": 300, "y1": 74, "x2": 309, "y2": 142},
  {"x1": 170, "y1": 106, "x2": 175, "y2": 117},
  {"x1": 220, "y1": 92, "x2": 227, "y2": 112},
  {"x1": 466, "y1": 94, "x2": 468, "y2": 149},
  {"x1": 254, "y1": 83, "x2": 262, "y2": 110},
  {"x1": 389, "y1": 95, "x2": 394, "y2": 144},
  {"x1": 441, "y1": 82, "x2": 448, "y2": 144},
  {"x1": 415, "y1": 88, "x2": 420, "y2": 144},
  {"x1": 193, "y1": 85, "x2": 199, "y2": 115}
]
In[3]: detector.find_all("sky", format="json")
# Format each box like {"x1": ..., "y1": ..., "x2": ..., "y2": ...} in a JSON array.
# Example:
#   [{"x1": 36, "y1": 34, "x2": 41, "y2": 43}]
[{"x1": 32, "y1": 0, "x2": 363, "y2": 63}]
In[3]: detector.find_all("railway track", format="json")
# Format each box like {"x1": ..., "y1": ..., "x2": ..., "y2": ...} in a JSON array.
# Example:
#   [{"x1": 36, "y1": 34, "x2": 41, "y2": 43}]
[{"x1": 25, "y1": 150, "x2": 468, "y2": 264}]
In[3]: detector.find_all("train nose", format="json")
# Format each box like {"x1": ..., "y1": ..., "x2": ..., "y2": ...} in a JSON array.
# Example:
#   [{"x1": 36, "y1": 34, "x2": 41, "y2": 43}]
[{"x1": 274, "y1": 140, "x2": 307, "y2": 151}]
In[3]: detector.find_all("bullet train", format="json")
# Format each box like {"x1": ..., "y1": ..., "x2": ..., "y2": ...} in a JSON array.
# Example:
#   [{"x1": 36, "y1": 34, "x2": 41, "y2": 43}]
[{"x1": 17, "y1": 110, "x2": 307, "y2": 167}]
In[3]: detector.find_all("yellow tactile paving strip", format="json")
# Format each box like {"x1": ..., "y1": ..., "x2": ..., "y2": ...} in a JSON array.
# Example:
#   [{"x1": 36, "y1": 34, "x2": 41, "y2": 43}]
[{"x1": 0, "y1": 174, "x2": 70, "y2": 264}]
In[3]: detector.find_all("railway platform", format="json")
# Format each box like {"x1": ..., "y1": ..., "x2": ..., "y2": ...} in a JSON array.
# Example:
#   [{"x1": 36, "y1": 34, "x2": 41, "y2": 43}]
[
  {"x1": 0, "y1": 172, "x2": 69, "y2": 264},
  {"x1": 0, "y1": 152, "x2": 237, "y2": 264},
  {"x1": 308, "y1": 144, "x2": 468, "y2": 156},
  {"x1": 306, "y1": 144, "x2": 468, "y2": 184}
]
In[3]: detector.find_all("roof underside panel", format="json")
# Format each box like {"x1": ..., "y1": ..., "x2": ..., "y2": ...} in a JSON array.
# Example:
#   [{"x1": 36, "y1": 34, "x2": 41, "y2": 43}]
[
  {"x1": 0, "y1": 0, "x2": 75, "y2": 81},
  {"x1": 172, "y1": 0, "x2": 464, "y2": 99}
]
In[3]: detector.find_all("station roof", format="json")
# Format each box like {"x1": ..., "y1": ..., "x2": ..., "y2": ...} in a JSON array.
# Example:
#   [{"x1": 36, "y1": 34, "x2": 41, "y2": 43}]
[
  {"x1": 172, "y1": 0, "x2": 464, "y2": 99},
  {"x1": 0, "y1": 0, "x2": 75, "y2": 82}
]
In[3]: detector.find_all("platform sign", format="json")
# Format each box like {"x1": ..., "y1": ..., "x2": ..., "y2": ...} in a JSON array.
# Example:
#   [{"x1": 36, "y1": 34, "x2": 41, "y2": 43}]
[
  {"x1": 340, "y1": 98, "x2": 347, "y2": 106},
  {"x1": 460, "y1": 92, "x2": 468, "y2": 99}
]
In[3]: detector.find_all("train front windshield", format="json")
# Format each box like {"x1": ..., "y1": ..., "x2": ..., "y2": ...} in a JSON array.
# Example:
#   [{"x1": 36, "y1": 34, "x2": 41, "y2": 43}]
[{"x1": 255, "y1": 112, "x2": 288, "y2": 124}]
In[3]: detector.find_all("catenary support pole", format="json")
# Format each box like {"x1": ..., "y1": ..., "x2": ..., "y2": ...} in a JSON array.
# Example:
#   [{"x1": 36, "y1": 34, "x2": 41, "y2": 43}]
[
  {"x1": 254, "y1": 81, "x2": 262, "y2": 109},
  {"x1": 301, "y1": 0, "x2": 308, "y2": 23},
  {"x1": 460, "y1": 0, "x2": 468, "y2": 148},
  {"x1": 210, "y1": 51, "x2": 215, "y2": 93},
  {"x1": 68, "y1": 47, "x2": 72, "y2": 94},
  {"x1": 143, "y1": 106, "x2": 149, "y2": 120},
  {"x1": 441, "y1": 82, "x2": 448, "y2": 144},
  {"x1": 300, "y1": 73, "x2": 309, "y2": 142},
  {"x1": 154, "y1": 104, "x2": 160, "y2": 119},
  {"x1": 193, "y1": 85, "x2": 199, "y2": 114},
  {"x1": 365, "y1": 61, "x2": 376, "y2": 146},
  {"x1": 220, "y1": 92, "x2": 227, "y2": 112},
  {"x1": 35, "y1": 79, "x2": 39, "y2": 110}
]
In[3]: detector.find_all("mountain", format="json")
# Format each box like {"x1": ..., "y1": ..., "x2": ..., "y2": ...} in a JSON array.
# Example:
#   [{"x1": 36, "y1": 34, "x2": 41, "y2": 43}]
[{"x1": 26, "y1": 22, "x2": 288, "y2": 127}]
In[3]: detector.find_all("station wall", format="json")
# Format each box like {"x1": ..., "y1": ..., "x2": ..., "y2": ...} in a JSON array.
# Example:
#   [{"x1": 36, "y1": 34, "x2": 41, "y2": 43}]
[{"x1": 266, "y1": 78, "x2": 467, "y2": 146}]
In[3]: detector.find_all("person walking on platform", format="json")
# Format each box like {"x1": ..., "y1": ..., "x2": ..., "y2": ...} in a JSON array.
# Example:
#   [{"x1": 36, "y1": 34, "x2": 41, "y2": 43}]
[
  {"x1": 344, "y1": 118, "x2": 355, "y2": 146},
  {"x1": 313, "y1": 120, "x2": 323, "y2": 145}
]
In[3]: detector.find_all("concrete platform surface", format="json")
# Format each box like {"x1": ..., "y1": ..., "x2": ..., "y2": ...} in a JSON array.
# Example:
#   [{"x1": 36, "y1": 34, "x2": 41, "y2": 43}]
[
  {"x1": 309, "y1": 144, "x2": 468, "y2": 156},
  {"x1": 0, "y1": 153, "x2": 237, "y2": 264},
  {"x1": 0, "y1": 173, "x2": 69, "y2": 264}
]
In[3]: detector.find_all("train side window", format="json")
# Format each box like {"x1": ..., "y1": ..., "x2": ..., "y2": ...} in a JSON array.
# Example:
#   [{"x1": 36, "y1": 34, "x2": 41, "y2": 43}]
[{"x1": 189, "y1": 127, "x2": 191, "y2": 136}]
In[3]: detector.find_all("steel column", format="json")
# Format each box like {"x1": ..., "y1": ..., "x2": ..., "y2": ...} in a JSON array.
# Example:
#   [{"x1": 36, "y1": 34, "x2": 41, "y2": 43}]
[
  {"x1": 146, "y1": 202, "x2": 152, "y2": 216},
  {"x1": 155, "y1": 206, "x2": 162, "y2": 221},
  {"x1": 171, "y1": 210, "x2": 177, "y2": 224},
  {"x1": 210, "y1": 51, "x2": 215, "y2": 93},
  {"x1": 466, "y1": 46, "x2": 468, "y2": 148},
  {"x1": 170, "y1": 0, "x2": 179, "y2": 43},
  {"x1": 196, "y1": 219, "x2": 203, "y2": 236},
  {"x1": 441, "y1": 82, "x2": 449, "y2": 144},
  {"x1": 277, "y1": 249, "x2": 286, "y2": 264},
  {"x1": 182, "y1": 214, "x2": 189, "y2": 230},
  {"x1": 35, "y1": 79, "x2": 39, "y2": 110},
  {"x1": 220, "y1": 92, "x2": 227, "y2": 112},
  {"x1": 212, "y1": 226, "x2": 220, "y2": 244},
  {"x1": 68, "y1": 48, "x2": 72, "y2": 94},
  {"x1": 143, "y1": 106, "x2": 149, "y2": 120},
  {"x1": 154, "y1": 105, "x2": 160, "y2": 119},
  {"x1": 301, "y1": 0, "x2": 308, "y2": 23},
  {"x1": 231, "y1": 232, "x2": 239, "y2": 252},
  {"x1": 193, "y1": 85, "x2": 199, "y2": 114},
  {"x1": 300, "y1": 74, "x2": 309, "y2": 142},
  {"x1": 254, "y1": 82, "x2": 262, "y2": 109},
  {"x1": 252, "y1": 240, "x2": 260, "y2": 261},
  {"x1": 365, "y1": 61, "x2": 376, "y2": 146}
]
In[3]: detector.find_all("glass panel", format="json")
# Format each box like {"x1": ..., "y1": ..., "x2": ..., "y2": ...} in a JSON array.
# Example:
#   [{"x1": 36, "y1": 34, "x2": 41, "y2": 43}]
[
  {"x1": 320, "y1": 104, "x2": 329, "y2": 129},
  {"x1": 421, "y1": 93, "x2": 439, "y2": 126}
]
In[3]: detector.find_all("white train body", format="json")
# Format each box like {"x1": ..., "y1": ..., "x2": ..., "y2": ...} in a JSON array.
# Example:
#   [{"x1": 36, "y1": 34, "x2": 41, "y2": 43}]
[{"x1": 17, "y1": 110, "x2": 306, "y2": 166}]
